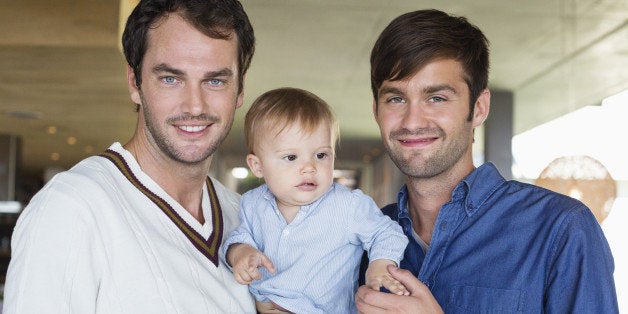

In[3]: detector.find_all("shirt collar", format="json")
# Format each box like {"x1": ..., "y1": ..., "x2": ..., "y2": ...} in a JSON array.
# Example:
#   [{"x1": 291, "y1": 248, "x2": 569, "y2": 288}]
[
  {"x1": 396, "y1": 185, "x2": 411, "y2": 218},
  {"x1": 459, "y1": 163, "x2": 505, "y2": 215},
  {"x1": 396, "y1": 163, "x2": 506, "y2": 218}
]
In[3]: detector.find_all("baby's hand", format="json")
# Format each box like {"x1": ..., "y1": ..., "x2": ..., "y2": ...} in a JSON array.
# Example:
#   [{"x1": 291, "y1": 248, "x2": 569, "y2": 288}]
[
  {"x1": 226, "y1": 243, "x2": 275, "y2": 285},
  {"x1": 365, "y1": 259, "x2": 410, "y2": 296}
]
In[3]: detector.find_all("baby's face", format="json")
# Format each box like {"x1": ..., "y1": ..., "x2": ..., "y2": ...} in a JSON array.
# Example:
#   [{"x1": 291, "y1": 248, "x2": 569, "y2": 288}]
[{"x1": 247, "y1": 121, "x2": 335, "y2": 212}]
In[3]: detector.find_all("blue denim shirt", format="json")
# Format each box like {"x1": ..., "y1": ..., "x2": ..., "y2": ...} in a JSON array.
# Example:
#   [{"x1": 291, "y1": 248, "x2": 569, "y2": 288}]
[{"x1": 383, "y1": 163, "x2": 618, "y2": 313}]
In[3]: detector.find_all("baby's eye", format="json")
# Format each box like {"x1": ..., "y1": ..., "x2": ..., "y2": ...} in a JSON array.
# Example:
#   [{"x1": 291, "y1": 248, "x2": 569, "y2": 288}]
[
  {"x1": 316, "y1": 152, "x2": 328, "y2": 160},
  {"x1": 283, "y1": 155, "x2": 297, "y2": 161}
]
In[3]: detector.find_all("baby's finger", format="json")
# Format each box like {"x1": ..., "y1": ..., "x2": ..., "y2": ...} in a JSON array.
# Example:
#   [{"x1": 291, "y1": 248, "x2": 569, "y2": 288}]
[
  {"x1": 235, "y1": 270, "x2": 252, "y2": 285},
  {"x1": 365, "y1": 280, "x2": 382, "y2": 292},
  {"x1": 259, "y1": 254, "x2": 276, "y2": 274},
  {"x1": 383, "y1": 277, "x2": 409, "y2": 296},
  {"x1": 248, "y1": 266, "x2": 262, "y2": 281}
]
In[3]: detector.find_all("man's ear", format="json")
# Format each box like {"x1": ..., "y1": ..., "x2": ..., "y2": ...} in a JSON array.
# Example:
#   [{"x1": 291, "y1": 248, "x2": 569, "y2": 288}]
[
  {"x1": 246, "y1": 153, "x2": 264, "y2": 178},
  {"x1": 127, "y1": 65, "x2": 142, "y2": 105},
  {"x1": 472, "y1": 89, "x2": 490, "y2": 127}
]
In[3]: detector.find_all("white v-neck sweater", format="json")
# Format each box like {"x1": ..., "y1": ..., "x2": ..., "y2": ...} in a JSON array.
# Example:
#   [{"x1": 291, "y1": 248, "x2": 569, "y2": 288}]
[{"x1": 4, "y1": 143, "x2": 254, "y2": 313}]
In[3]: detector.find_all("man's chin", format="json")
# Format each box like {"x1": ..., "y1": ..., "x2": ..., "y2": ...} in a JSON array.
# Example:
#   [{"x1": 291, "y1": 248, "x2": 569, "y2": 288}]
[{"x1": 168, "y1": 146, "x2": 216, "y2": 165}]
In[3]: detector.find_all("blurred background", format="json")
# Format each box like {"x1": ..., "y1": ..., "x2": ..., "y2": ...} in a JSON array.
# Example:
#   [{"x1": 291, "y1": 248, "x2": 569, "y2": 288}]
[{"x1": 1, "y1": 0, "x2": 627, "y2": 309}]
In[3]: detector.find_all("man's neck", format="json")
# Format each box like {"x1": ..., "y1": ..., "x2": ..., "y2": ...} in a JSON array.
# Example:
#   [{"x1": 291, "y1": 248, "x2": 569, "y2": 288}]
[
  {"x1": 405, "y1": 180, "x2": 449, "y2": 245},
  {"x1": 124, "y1": 140, "x2": 211, "y2": 223},
  {"x1": 405, "y1": 161, "x2": 475, "y2": 244}
]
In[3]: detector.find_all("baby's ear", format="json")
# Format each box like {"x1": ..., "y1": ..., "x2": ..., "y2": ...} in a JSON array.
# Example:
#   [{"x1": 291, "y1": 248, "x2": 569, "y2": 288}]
[{"x1": 246, "y1": 154, "x2": 264, "y2": 178}]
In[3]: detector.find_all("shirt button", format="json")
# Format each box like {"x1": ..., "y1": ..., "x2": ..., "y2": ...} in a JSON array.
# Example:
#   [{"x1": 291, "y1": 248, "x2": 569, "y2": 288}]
[
  {"x1": 283, "y1": 229, "x2": 290, "y2": 236},
  {"x1": 440, "y1": 221, "x2": 447, "y2": 230}
]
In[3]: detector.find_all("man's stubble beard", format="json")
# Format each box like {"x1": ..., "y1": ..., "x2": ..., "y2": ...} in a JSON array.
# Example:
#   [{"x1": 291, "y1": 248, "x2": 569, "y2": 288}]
[
  {"x1": 384, "y1": 125, "x2": 472, "y2": 179},
  {"x1": 141, "y1": 95, "x2": 233, "y2": 165}
]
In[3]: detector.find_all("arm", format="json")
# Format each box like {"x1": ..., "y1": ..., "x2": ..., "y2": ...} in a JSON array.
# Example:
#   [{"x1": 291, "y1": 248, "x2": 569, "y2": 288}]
[
  {"x1": 226, "y1": 243, "x2": 275, "y2": 285},
  {"x1": 356, "y1": 265, "x2": 443, "y2": 314},
  {"x1": 4, "y1": 181, "x2": 101, "y2": 313},
  {"x1": 350, "y1": 190, "x2": 408, "y2": 264},
  {"x1": 221, "y1": 192, "x2": 265, "y2": 268},
  {"x1": 222, "y1": 191, "x2": 277, "y2": 284},
  {"x1": 544, "y1": 205, "x2": 618, "y2": 312}
]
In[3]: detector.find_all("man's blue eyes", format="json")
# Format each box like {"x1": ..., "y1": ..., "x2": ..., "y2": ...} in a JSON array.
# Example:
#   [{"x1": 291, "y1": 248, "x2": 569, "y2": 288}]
[
  {"x1": 387, "y1": 96, "x2": 446, "y2": 103},
  {"x1": 161, "y1": 77, "x2": 223, "y2": 86}
]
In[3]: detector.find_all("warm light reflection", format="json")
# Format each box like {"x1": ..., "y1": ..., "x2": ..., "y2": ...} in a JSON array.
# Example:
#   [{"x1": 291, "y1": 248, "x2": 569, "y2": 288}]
[
  {"x1": 231, "y1": 167, "x2": 249, "y2": 179},
  {"x1": 535, "y1": 155, "x2": 616, "y2": 223},
  {"x1": 568, "y1": 188, "x2": 582, "y2": 200}
]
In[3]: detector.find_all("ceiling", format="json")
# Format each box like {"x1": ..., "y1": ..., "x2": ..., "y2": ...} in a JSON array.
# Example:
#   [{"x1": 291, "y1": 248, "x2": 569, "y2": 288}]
[{"x1": 1, "y1": 0, "x2": 627, "y2": 176}]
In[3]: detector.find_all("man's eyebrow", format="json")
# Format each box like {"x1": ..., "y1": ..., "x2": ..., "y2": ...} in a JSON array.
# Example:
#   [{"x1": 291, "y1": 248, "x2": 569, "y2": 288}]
[
  {"x1": 151, "y1": 64, "x2": 234, "y2": 80},
  {"x1": 423, "y1": 84, "x2": 457, "y2": 94},
  {"x1": 378, "y1": 86, "x2": 404, "y2": 96},
  {"x1": 380, "y1": 83, "x2": 458, "y2": 96},
  {"x1": 152, "y1": 63, "x2": 184, "y2": 76},
  {"x1": 203, "y1": 68, "x2": 234, "y2": 80}
]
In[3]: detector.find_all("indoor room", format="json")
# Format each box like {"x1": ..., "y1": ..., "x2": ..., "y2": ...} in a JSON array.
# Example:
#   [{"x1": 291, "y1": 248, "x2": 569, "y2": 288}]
[{"x1": 1, "y1": 0, "x2": 626, "y2": 311}]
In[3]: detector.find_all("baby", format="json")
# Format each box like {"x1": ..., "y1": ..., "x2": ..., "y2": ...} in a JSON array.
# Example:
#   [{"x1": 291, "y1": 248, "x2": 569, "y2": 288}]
[{"x1": 223, "y1": 87, "x2": 409, "y2": 313}]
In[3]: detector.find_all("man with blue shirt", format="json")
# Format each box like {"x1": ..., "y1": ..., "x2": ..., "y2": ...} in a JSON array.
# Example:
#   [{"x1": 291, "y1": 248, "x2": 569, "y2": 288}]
[{"x1": 356, "y1": 9, "x2": 618, "y2": 313}]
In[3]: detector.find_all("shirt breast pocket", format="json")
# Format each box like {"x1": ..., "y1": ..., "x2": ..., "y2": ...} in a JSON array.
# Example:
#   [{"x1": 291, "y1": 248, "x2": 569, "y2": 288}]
[{"x1": 448, "y1": 285, "x2": 524, "y2": 313}]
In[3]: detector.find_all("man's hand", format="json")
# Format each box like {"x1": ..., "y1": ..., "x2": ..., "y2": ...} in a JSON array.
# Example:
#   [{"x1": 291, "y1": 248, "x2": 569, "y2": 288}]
[
  {"x1": 226, "y1": 243, "x2": 275, "y2": 285},
  {"x1": 365, "y1": 259, "x2": 409, "y2": 296},
  {"x1": 356, "y1": 264, "x2": 443, "y2": 313}
]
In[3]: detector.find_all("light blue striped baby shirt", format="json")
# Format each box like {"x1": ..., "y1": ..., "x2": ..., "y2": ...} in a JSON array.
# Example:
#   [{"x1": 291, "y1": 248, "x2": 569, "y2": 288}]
[{"x1": 223, "y1": 182, "x2": 408, "y2": 313}]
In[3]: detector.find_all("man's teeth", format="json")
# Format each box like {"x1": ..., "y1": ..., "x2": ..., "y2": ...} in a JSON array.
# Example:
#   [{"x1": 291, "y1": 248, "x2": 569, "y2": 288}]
[{"x1": 179, "y1": 125, "x2": 207, "y2": 132}]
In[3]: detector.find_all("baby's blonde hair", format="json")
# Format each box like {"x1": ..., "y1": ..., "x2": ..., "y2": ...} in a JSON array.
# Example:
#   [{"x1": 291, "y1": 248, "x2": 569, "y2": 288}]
[{"x1": 244, "y1": 87, "x2": 339, "y2": 154}]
